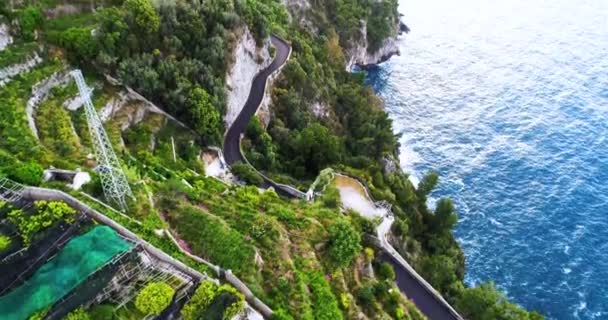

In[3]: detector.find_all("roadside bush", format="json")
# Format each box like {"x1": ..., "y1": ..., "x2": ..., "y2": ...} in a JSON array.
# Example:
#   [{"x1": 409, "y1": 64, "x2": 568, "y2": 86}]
[
  {"x1": 376, "y1": 262, "x2": 396, "y2": 281},
  {"x1": 231, "y1": 161, "x2": 263, "y2": 186},
  {"x1": 135, "y1": 282, "x2": 175, "y2": 316},
  {"x1": 321, "y1": 185, "x2": 341, "y2": 208}
]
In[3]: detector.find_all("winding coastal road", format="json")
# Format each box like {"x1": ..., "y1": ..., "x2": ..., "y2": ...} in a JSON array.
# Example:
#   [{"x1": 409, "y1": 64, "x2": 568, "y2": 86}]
[
  {"x1": 223, "y1": 35, "x2": 306, "y2": 198},
  {"x1": 377, "y1": 217, "x2": 461, "y2": 320},
  {"x1": 223, "y1": 36, "x2": 289, "y2": 170},
  {"x1": 222, "y1": 35, "x2": 461, "y2": 320},
  {"x1": 378, "y1": 253, "x2": 460, "y2": 320}
]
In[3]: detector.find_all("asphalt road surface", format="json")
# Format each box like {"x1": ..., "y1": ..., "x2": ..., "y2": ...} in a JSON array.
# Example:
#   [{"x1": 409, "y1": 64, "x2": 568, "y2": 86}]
[
  {"x1": 378, "y1": 252, "x2": 460, "y2": 320},
  {"x1": 223, "y1": 35, "x2": 290, "y2": 169}
]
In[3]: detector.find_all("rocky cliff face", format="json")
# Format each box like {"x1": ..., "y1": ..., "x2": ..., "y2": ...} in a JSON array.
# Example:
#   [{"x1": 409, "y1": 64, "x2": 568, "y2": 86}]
[
  {"x1": 0, "y1": 24, "x2": 13, "y2": 51},
  {"x1": 224, "y1": 27, "x2": 272, "y2": 130},
  {"x1": 0, "y1": 53, "x2": 42, "y2": 87},
  {"x1": 281, "y1": 0, "x2": 401, "y2": 70},
  {"x1": 345, "y1": 21, "x2": 401, "y2": 71}
]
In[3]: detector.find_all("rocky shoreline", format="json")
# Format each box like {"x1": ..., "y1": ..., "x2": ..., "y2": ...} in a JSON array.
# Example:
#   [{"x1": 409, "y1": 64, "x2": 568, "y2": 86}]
[{"x1": 347, "y1": 18, "x2": 409, "y2": 70}]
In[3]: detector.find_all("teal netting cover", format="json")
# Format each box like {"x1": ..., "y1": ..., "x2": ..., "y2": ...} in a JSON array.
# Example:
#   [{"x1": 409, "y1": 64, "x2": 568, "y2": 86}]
[{"x1": 0, "y1": 226, "x2": 132, "y2": 320}]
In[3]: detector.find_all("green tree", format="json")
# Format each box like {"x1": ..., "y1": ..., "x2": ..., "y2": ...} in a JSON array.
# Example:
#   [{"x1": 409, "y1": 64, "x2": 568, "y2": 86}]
[
  {"x1": 456, "y1": 282, "x2": 543, "y2": 320},
  {"x1": 432, "y1": 198, "x2": 458, "y2": 233},
  {"x1": 187, "y1": 87, "x2": 221, "y2": 143},
  {"x1": 18, "y1": 6, "x2": 43, "y2": 41},
  {"x1": 296, "y1": 123, "x2": 341, "y2": 176},
  {"x1": 327, "y1": 220, "x2": 362, "y2": 268},
  {"x1": 65, "y1": 307, "x2": 90, "y2": 320},
  {"x1": 418, "y1": 255, "x2": 458, "y2": 296},
  {"x1": 60, "y1": 28, "x2": 98, "y2": 62},
  {"x1": 135, "y1": 282, "x2": 175, "y2": 316},
  {"x1": 416, "y1": 171, "x2": 438, "y2": 198},
  {"x1": 123, "y1": 0, "x2": 160, "y2": 34}
]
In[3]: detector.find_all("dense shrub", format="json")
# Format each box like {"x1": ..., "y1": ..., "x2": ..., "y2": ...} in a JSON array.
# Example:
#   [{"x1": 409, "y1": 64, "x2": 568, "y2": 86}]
[
  {"x1": 376, "y1": 262, "x2": 396, "y2": 281},
  {"x1": 181, "y1": 281, "x2": 245, "y2": 320},
  {"x1": 65, "y1": 307, "x2": 90, "y2": 320},
  {"x1": 10, "y1": 161, "x2": 43, "y2": 186},
  {"x1": 321, "y1": 185, "x2": 341, "y2": 209},
  {"x1": 366, "y1": 0, "x2": 399, "y2": 52},
  {"x1": 217, "y1": 285, "x2": 245, "y2": 319},
  {"x1": 0, "y1": 234, "x2": 11, "y2": 252},
  {"x1": 181, "y1": 281, "x2": 218, "y2": 320},
  {"x1": 59, "y1": 27, "x2": 98, "y2": 62},
  {"x1": 456, "y1": 283, "x2": 543, "y2": 320},
  {"x1": 88, "y1": 305, "x2": 115, "y2": 320},
  {"x1": 7, "y1": 201, "x2": 76, "y2": 245},
  {"x1": 135, "y1": 282, "x2": 175, "y2": 316},
  {"x1": 231, "y1": 161, "x2": 264, "y2": 186},
  {"x1": 327, "y1": 220, "x2": 362, "y2": 268},
  {"x1": 18, "y1": 6, "x2": 43, "y2": 41},
  {"x1": 307, "y1": 272, "x2": 343, "y2": 320}
]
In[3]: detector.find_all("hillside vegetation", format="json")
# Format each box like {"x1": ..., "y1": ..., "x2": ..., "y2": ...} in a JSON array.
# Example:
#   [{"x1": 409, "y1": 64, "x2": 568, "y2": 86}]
[{"x1": 0, "y1": 0, "x2": 541, "y2": 319}]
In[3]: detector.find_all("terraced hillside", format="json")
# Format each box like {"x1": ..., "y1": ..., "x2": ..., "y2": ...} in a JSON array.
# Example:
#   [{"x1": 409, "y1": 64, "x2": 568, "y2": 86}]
[{"x1": 0, "y1": 2, "x2": 427, "y2": 319}]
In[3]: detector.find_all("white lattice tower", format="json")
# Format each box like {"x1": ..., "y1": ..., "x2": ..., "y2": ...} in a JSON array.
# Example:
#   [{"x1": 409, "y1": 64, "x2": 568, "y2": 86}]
[{"x1": 71, "y1": 70, "x2": 132, "y2": 211}]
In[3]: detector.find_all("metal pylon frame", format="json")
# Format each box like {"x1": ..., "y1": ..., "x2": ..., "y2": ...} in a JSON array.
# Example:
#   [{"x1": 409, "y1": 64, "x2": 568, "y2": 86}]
[
  {"x1": 71, "y1": 70, "x2": 133, "y2": 211},
  {"x1": 0, "y1": 178, "x2": 25, "y2": 203}
]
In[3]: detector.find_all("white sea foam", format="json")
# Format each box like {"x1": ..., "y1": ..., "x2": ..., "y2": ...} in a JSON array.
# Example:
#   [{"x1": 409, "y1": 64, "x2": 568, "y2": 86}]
[{"x1": 488, "y1": 218, "x2": 503, "y2": 227}]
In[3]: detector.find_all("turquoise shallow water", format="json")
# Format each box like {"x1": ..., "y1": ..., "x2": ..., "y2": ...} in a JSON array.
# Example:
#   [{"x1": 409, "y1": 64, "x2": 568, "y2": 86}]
[{"x1": 366, "y1": 0, "x2": 608, "y2": 319}]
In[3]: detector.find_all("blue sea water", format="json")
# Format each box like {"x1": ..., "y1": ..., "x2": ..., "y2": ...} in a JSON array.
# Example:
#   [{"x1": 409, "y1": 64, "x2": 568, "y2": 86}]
[{"x1": 365, "y1": 0, "x2": 608, "y2": 319}]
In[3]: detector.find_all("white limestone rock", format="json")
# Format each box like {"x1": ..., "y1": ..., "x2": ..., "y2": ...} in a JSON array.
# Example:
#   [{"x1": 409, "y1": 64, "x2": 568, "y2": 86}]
[
  {"x1": 345, "y1": 21, "x2": 401, "y2": 71},
  {"x1": 0, "y1": 53, "x2": 42, "y2": 87},
  {"x1": 0, "y1": 24, "x2": 13, "y2": 51},
  {"x1": 224, "y1": 27, "x2": 272, "y2": 130}
]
